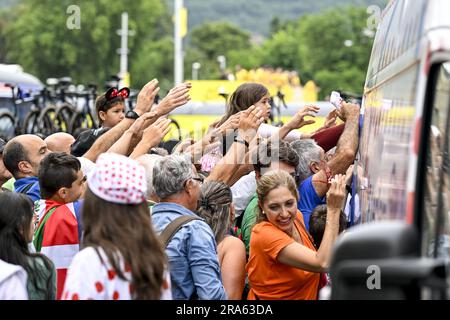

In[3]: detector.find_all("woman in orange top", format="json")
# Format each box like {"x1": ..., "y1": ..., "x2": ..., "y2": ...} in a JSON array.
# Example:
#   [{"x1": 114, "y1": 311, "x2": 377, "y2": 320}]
[{"x1": 246, "y1": 170, "x2": 346, "y2": 300}]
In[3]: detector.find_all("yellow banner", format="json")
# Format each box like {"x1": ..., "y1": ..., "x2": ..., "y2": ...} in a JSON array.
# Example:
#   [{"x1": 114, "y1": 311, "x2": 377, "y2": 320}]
[
  {"x1": 180, "y1": 7, "x2": 188, "y2": 38},
  {"x1": 187, "y1": 80, "x2": 315, "y2": 103}
]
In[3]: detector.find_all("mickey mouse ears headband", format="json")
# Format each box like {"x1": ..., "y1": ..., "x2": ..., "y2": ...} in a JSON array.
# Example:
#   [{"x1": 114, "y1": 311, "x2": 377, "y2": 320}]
[{"x1": 105, "y1": 87, "x2": 130, "y2": 101}]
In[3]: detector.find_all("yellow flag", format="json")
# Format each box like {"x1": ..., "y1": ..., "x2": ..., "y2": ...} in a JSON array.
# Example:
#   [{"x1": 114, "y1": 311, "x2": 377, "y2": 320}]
[
  {"x1": 123, "y1": 72, "x2": 131, "y2": 88},
  {"x1": 180, "y1": 7, "x2": 188, "y2": 38}
]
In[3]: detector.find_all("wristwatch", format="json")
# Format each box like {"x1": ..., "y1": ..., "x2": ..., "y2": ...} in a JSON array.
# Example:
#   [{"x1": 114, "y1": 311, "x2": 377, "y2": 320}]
[
  {"x1": 234, "y1": 135, "x2": 249, "y2": 148},
  {"x1": 125, "y1": 110, "x2": 140, "y2": 120}
]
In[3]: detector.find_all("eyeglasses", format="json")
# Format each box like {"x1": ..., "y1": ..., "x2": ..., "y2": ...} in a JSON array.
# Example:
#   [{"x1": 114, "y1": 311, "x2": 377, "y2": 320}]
[
  {"x1": 192, "y1": 177, "x2": 204, "y2": 184},
  {"x1": 183, "y1": 176, "x2": 204, "y2": 187}
]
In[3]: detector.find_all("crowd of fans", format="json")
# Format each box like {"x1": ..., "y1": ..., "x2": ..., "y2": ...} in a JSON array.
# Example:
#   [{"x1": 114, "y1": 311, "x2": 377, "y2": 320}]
[
  {"x1": 222, "y1": 66, "x2": 301, "y2": 89},
  {"x1": 0, "y1": 78, "x2": 360, "y2": 300}
]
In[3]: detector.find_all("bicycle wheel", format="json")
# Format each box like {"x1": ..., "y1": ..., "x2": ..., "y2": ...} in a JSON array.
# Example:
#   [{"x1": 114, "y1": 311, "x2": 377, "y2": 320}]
[
  {"x1": 37, "y1": 106, "x2": 58, "y2": 137},
  {"x1": 22, "y1": 109, "x2": 41, "y2": 134},
  {"x1": 0, "y1": 110, "x2": 17, "y2": 140},
  {"x1": 167, "y1": 117, "x2": 182, "y2": 141},
  {"x1": 69, "y1": 111, "x2": 97, "y2": 135},
  {"x1": 55, "y1": 103, "x2": 75, "y2": 132}
]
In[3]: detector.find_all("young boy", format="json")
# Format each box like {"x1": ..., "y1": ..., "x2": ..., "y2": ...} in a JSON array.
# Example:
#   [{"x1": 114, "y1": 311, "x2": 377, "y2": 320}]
[
  {"x1": 33, "y1": 152, "x2": 85, "y2": 299},
  {"x1": 309, "y1": 204, "x2": 348, "y2": 248}
]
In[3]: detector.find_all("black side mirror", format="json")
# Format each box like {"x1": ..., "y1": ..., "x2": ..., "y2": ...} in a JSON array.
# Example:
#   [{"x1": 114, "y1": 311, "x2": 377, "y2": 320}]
[{"x1": 330, "y1": 221, "x2": 446, "y2": 300}]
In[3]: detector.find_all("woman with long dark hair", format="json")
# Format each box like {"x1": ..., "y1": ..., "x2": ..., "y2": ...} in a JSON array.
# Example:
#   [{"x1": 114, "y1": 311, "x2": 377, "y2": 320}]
[
  {"x1": 214, "y1": 83, "x2": 318, "y2": 155},
  {"x1": 62, "y1": 153, "x2": 171, "y2": 300},
  {"x1": 0, "y1": 192, "x2": 56, "y2": 299},
  {"x1": 197, "y1": 181, "x2": 246, "y2": 299}
]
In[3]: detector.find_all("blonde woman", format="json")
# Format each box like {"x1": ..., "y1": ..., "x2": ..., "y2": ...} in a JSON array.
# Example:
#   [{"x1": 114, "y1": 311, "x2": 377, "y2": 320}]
[{"x1": 246, "y1": 170, "x2": 346, "y2": 300}]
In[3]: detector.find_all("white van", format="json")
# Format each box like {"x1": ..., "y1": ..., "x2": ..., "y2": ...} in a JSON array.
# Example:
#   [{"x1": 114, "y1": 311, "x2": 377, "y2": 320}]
[{"x1": 331, "y1": 0, "x2": 450, "y2": 299}]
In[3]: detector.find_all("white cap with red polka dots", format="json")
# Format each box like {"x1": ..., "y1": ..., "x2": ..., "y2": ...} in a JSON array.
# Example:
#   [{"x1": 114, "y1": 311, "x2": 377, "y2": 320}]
[{"x1": 87, "y1": 153, "x2": 147, "y2": 205}]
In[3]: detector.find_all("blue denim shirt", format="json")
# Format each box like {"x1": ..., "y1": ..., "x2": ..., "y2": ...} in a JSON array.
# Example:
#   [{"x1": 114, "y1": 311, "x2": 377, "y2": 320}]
[
  {"x1": 14, "y1": 176, "x2": 40, "y2": 203},
  {"x1": 298, "y1": 175, "x2": 326, "y2": 231},
  {"x1": 152, "y1": 202, "x2": 227, "y2": 300}
]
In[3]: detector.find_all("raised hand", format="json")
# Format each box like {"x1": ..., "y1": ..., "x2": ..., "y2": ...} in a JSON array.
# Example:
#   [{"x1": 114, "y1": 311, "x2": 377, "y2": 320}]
[
  {"x1": 237, "y1": 105, "x2": 265, "y2": 143},
  {"x1": 345, "y1": 164, "x2": 354, "y2": 186},
  {"x1": 184, "y1": 128, "x2": 222, "y2": 163},
  {"x1": 217, "y1": 112, "x2": 241, "y2": 136},
  {"x1": 238, "y1": 105, "x2": 264, "y2": 131},
  {"x1": 324, "y1": 109, "x2": 338, "y2": 128},
  {"x1": 336, "y1": 102, "x2": 360, "y2": 122},
  {"x1": 173, "y1": 138, "x2": 194, "y2": 154},
  {"x1": 326, "y1": 174, "x2": 347, "y2": 212},
  {"x1": 157, "y1": 82, "x2": 192, "y2": 115},
  {"x1": 287, "y1": 105, "x2": 319, "y2": 130},
  {"x1": 144, "y1": 117, "x2": 172, "y2": 144},
  {"x1": 135, "y1": 79, "x2": 160, "y2": 114},
  {"x1": 127, "y1": 111, "x2": 158, "y2": 136}
]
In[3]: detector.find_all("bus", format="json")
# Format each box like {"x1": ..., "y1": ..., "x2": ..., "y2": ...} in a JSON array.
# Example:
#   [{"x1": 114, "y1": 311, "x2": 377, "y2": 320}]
[{"x1": 331, "y1": 0, "x2": 450, "y2": 299}]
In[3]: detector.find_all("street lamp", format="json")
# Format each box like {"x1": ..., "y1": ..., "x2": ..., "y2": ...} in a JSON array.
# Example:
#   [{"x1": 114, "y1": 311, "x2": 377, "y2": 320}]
[
  {"x1": 344, "y1": 39, "x2": 354, "y2": 47},
  {"x1": 192, "y1": 62, "x2": 201, "y2": 80},
  {"x1": 217, "y1": 55, "x2": 226, "y2": 71}
]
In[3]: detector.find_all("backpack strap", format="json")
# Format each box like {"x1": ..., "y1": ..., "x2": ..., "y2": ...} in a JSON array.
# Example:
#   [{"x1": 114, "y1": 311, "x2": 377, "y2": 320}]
[
  {"x1": 160, "y1": 215, "x2": 202, "y2": 248},
  {"x1": 33, "y1": 207, "x2": 58, "y2": 252}
]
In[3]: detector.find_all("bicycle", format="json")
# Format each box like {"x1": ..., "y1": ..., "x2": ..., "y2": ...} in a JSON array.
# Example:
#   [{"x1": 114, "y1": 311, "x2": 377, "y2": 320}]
[
  {"x1": 69, "y1": 84, "x2": 98, "y2": 136},
  {"x1": 37, "y1": 77, "x2": 78, "y2": 135},
  {"x1": 0, "y1": 84, "x2": 43, "y2": 139},
  {"x1": 0, "y1": 84, "x2": 19, "y2": 140}
]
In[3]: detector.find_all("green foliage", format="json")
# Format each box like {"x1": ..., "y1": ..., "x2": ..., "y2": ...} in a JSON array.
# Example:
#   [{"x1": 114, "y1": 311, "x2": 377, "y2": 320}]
[
  {"x1": 184, "y1": 47, "x2": 221, "y2": 81},
  {"x1": 190, "y1": 21, "x2": 251, "y2": 60},
  {"x1": 259, "y1": 27, "x2": 300, "y2": 70},
  {"x1": 131, "y1": 36, "x2": 173, "y2": 92},
  {"x1": 296, "y1": 6, "x2": 374, "y2": 98},
  {"x1": 2, "y1": 0, "x2": 171, "y2": 88},
  {"x1": 227, "y1": 47, "x2": 262, "y2": 70},
  {"x1": 181, "y1": 0, "x2": 388, "y2": 37},
  {"x1": 185, "y1": 21, "x2": 254, "y2": 79},
  {"x1": 1, "y1": 0, "x2": 383, "y2": 99}
]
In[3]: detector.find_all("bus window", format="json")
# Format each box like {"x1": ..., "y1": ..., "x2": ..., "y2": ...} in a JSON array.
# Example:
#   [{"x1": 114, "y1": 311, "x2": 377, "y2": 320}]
[{"x1": 422, "y1": 62, "x2": 450, "y2": 259}]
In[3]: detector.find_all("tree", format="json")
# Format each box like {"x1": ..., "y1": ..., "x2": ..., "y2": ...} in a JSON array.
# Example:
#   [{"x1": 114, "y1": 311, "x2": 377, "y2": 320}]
[
  {"x1": 3, "y1": 0, "x2": 171, "y2": 88},
  {"x1": 227, "y1": 47, "x2": 262, "y2": 71},
  {"x1": 131, "y1": 37, "x2": 173, "y2": 92},
  {"x1": 259, "y1": 27, "x2": 300, "y2": 70},
  {"x1": 297, "y1": 6, "x2": 374, "y2": 98},
  {"x1": 189, "y1": 21, "x2": 251, "y2": 60}
]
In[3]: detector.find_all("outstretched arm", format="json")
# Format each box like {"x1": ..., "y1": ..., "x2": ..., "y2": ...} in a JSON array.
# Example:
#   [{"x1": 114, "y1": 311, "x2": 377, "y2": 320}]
[
  {"x1": 107, "y1": 112, "x2": 160, "y2": 156},
  {"x1": 278, "y1": 105, "x2": 319, "y2": 141},
  {"x1": 129, "y1": 117, "x2": 172, "y2": 159},
  {"x1": 83, "y1": 79, "x2": 160, "y2": 162},
  {"x1": 278, "y1": 175, "x2": 347, "y2": 272},
  {"x1": 312, "y1": 102, "x2": 360, "y2": 198},
  {"x1": 207, "y1": 105, "x2": 264, "y2": 185}
]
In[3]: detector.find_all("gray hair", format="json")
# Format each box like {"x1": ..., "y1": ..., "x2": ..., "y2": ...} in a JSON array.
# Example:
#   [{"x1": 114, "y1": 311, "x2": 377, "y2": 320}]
[
  {"x1": 136, "y1": 154, "x2": 163, "y2": 198},
  {"x1": 290, "y1": 139, "x2": 322, "y2": 183},
  {"x1": 152, "y1": 154, "x2": 194, "y2": 199}
]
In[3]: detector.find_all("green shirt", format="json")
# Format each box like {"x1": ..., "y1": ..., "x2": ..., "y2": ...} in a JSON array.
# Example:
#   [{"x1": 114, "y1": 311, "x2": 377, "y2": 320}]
[
  {"x1": 1, "y1": 177, "x2": 15, "y2": 191},
  {"x1": 241, "y1": 194, "x2": 259, "y2": 257}
]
